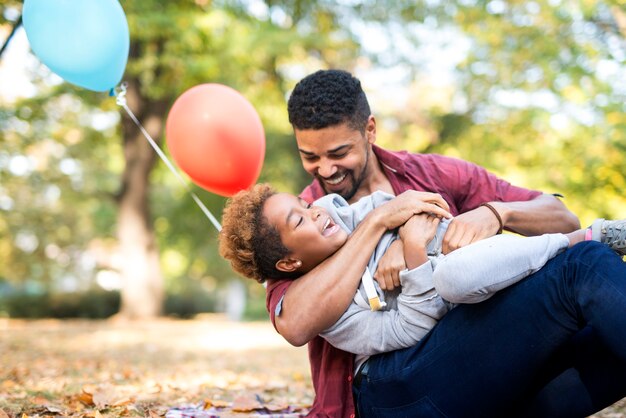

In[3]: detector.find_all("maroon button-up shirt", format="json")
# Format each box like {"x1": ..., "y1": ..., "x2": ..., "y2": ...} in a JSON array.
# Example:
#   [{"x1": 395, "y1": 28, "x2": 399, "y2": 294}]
[{"x1": 266, "y1": 146, "x2": 542, "y2": 417}]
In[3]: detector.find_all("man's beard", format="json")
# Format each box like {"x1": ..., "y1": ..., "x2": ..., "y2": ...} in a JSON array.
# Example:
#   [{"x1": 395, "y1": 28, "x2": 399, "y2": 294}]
[{"x1": 318, "y1": 150, "x2": 369, "y2": 201}]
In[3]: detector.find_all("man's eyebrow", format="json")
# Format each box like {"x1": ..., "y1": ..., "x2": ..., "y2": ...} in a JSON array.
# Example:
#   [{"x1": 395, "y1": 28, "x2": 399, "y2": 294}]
[
  {"x1": 327, "y1": 144, "x2": 350, "y2": 154},
  {"x1": 298, "y1": 144, "x2": 350, "y2": 156},
  {"x1": 298, "y1": 148, "x2": 316, "y2": 157}
]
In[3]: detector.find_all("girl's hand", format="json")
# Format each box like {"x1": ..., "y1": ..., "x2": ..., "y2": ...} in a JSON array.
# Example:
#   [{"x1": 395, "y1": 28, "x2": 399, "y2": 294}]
[
  {"x1": 374, "y1": 240, "x2": 405, "y2": 291},
  {"x1": 400, "y1": 213, "x2": 441, "y2": 248},
  {"x1": 400, "y1": 213, "x2": 441, "y2": 269}
]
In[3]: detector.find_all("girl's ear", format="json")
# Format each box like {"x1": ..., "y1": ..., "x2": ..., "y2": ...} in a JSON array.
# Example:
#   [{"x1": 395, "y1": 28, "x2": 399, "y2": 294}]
[{"x1": 275, "y1": 257, "x2": 303, "y2": 273}]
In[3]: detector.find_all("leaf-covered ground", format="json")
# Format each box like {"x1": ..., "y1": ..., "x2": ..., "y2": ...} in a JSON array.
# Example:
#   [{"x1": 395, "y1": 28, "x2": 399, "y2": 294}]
[
  {"x1": 0, "y1": 317, "x2": 623, "y2": 417},
  {"x1": 0, "y1": 317, "x2": 312, "y2": 417}
]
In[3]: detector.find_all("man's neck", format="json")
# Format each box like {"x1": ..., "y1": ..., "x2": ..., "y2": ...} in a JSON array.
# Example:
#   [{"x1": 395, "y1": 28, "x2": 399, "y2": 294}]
[{"x1": 347, "y1": 154, "x2": 394, "y2": 204}]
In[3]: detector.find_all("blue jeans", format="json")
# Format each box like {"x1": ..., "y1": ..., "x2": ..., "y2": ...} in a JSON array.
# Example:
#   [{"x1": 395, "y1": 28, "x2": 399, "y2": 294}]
[{"x1": 353, "y1": 242, "x2": 626, "y2": 418}]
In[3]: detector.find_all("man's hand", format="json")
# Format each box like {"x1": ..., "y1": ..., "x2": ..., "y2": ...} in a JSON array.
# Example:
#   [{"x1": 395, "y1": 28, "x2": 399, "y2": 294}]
[
  {"x1": 374, "y1": 240, "x2": 405, "y2": 290},
  {"x1": 373, "y1": 190, "x2": 452, "y2": 231},
  {"x1": 442, "y1": 205, "x2": 500, "y2": 254}
]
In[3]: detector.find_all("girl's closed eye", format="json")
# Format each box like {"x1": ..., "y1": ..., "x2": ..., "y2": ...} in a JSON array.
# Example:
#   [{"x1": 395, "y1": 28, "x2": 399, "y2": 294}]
[{"x1": 296, "y1": 203, "x2": 313, "y2": 228}]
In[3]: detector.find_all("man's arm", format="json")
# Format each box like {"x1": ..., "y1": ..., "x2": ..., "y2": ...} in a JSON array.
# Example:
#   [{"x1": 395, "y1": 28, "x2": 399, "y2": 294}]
[
  {"x1": 274, "y1": 191, "x2": 452, "y2": 346},
  {"x1": 442, "y1": 194, "x2": 580, "y2": 254},
  {"x1": 320, "y1": 261, "x2": 448, "y2": 355},
  {"x1": 492, "y1": 194, "x2": 580, "y2": 235}
]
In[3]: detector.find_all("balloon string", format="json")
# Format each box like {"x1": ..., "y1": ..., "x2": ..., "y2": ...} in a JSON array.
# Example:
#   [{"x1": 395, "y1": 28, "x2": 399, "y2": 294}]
[{"x1": 113, "y1": 83, "x2": 222, "y2": 232}]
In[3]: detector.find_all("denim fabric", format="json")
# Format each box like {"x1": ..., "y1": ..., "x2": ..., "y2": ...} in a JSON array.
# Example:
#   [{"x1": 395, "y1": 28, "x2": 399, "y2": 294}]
[
  {"x1": 513, "y1": 325, "x2": 626, "y2": 418},
  {"x1": 354, "y1": 241, "x2": 626, "y2": 418}
]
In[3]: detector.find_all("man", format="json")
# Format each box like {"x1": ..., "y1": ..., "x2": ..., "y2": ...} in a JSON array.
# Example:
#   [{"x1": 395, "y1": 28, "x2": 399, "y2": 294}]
[{"x1": 266, "y1": 69, "x2": 626, "y2": 417}]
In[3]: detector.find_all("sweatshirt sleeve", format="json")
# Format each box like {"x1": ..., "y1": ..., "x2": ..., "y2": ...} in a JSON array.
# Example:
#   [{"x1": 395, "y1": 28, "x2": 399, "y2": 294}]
[
  {"x1": 319, "y1": 261, "x2": 450, "y2": 355},
  {"x1": 433, "y1": 233, "x2": 570, "y2": 304}
]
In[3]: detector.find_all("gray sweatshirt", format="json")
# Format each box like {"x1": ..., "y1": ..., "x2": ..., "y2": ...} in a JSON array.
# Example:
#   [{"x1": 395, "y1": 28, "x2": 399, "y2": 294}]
[{"x1": 315, "y1": 191, "x2": 569, "y2": 358}]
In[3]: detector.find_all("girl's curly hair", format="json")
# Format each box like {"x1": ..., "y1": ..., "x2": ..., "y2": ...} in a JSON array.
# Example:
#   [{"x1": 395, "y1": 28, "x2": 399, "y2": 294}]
[{"x1": 219, "y1": 183, "x2": 300, "y2": 283}]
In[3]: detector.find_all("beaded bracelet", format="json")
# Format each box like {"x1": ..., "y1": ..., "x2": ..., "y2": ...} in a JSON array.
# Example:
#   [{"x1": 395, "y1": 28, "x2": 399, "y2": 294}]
[{"x1": 480, "y1": 203, "x2": 503, "y2": 235}]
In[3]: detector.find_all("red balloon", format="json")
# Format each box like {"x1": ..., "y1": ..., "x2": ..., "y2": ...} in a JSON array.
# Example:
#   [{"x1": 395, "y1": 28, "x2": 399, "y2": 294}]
[{"x1": 165, "y1": 84, "x2": 265, "y2": 197}]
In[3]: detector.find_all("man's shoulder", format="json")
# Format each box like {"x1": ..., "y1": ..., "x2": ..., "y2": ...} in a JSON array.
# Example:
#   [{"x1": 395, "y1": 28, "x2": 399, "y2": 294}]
[
  {"x1": 403, "y1": 150, "x2": 470, "y2": 167},
  {"x1": 299, "y1": 181, "x2": 324, "y2": 203},
  {"x1": 374, "y1": 145, "x2": 473, "y2": 171}
]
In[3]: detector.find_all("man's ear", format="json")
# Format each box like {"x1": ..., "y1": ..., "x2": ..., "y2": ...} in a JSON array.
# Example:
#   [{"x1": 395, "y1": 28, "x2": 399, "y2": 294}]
[
  {"x1": 275, "y1": 257, "x2": 303, "y2": 273},
  {"x1": 365, "y1": 115, "x2": 376, "y2": 144}
]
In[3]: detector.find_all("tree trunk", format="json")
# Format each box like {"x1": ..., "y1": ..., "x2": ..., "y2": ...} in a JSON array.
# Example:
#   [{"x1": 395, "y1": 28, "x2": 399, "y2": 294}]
[{"x1": 116, "y1": 79, "x2": 168, "y2": 319}]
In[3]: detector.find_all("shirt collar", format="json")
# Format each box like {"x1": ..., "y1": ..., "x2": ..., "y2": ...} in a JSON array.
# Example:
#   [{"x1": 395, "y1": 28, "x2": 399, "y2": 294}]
[{"x1": 372, "y1": 144, "x2": 406, "y2": 177}]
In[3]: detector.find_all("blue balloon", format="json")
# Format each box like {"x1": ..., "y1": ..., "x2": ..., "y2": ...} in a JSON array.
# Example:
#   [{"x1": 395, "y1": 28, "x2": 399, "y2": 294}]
[{"x1": 23, "y1": 0, "x2": 130, "y2": 92}]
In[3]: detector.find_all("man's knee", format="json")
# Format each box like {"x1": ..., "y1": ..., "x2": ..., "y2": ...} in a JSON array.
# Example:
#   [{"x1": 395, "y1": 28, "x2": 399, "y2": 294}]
[{"x1": 566, "y1": 240, "x2": 618, "y2": 261}]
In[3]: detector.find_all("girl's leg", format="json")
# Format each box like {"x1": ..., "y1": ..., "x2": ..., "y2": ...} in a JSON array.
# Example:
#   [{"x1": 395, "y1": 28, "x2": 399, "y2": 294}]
[
  {"x1": 432, "y1": 233, "x2": 569, "y2": 303},
  {"x1": 356, "y1": 242, "x2": 626, "y2": 418}
]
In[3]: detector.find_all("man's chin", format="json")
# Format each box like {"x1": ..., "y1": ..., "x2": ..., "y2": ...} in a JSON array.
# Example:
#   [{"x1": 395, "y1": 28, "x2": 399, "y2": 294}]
[
  {"x1": 316, "y1": 173, "x2": 359, "y2": 199},
  {"x1": 322, "y1": 183, "x2": 357, "y2": 200}
]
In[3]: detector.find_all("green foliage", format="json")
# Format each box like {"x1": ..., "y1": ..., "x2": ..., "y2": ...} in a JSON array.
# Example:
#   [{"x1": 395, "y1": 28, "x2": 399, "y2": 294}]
[
  {"x1": 118, "y1": 0, "x2": 360, "y2": 289},
  {"x1": 0, "y1": 289, "x2": 121, "y2": 318},
  {"x1": 0, "y1": 287, "x2": 221, "y2": 319},
  {"x1": 369, "y1": 0, "x2": 626, "y2": 225},
  {"x1": 242, "y1": 278, "x2": 271, "y2": 321},
  {"x1": 163, "y1": 289, "x2": 218, "y2": 318},
  {"x1": 1, "y1": 0, "x2": 624, "y2": 317},
  {"x1": 1, "y1": 0, "x2": 358, "y2": 316}
]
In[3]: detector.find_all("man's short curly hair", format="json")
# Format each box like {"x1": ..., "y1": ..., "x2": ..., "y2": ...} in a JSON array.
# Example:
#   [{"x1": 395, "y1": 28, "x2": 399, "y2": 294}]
[
  {"x1": 219, "y1": 183, "x2": 299, "y2": 283},
  {"x1": 287, "y1": 69, "x2": 371, "y2": 133}
]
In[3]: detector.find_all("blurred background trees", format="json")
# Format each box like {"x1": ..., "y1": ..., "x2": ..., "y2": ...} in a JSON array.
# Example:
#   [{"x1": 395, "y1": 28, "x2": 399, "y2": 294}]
[{"x1": 0, "y1": 0, "x2": 624, "y2": 319}]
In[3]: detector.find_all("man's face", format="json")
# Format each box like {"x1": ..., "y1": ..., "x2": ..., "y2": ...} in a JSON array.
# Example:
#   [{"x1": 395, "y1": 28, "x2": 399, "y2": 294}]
[
  {"x1": 263, "y1": 193, "x2": 348, "y2": 273},
  {"x1": 295, "y1": 120, "x2": 375, "y2": 201}
]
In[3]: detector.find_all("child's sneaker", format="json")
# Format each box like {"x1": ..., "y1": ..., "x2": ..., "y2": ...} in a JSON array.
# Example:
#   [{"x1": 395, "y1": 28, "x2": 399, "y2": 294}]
[{"x1": 590, "y1": 219, "x2": 626, "y2": 256}]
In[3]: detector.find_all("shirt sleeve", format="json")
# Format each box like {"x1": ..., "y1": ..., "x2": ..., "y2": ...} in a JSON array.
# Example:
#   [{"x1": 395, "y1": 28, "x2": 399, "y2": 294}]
[
  {"x1": 376, "y1": 150, "x2": 544, "y2": 215},
  {"x1": 427, "y1": 155, "x2": 542, "y2": 213},
  {"x1": 319, "y1": 261, "x2": 450, "y2": 355},
  {"x1": 265, "y1": 279, "x2": 292, "y2": 331}
]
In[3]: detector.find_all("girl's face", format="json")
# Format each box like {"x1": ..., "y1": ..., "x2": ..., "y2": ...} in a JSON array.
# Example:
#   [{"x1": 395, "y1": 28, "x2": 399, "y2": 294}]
[{"x1": 263, "y1": 193, "x2": 348, "y2": 273}]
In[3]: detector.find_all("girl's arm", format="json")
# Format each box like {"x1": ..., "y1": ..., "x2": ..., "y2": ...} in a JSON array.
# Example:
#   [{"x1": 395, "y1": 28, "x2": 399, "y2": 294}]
[
  {"x1": 433, "y1": 233, "x2": 570, "y2": 303},
  {"x1": 399, "y1": 213, "x2": 440, "y2": 269}
]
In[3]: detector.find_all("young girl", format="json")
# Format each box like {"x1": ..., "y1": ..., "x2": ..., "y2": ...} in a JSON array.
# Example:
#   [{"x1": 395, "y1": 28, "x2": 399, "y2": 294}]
[{"x1": 219, "y1": 184, "x2": 625, "y2": 361}]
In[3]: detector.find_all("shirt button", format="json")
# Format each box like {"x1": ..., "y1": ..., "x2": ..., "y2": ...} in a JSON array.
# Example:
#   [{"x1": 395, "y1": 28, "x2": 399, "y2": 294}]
[
  {"x1": 347, "y1": 375, "x2": 353, "y2": 382},
  {"x1": 350, "y1": 414, "x2": 355, "y2": 418}
]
